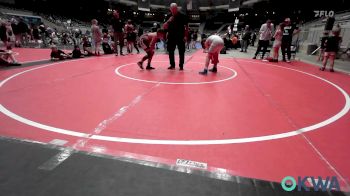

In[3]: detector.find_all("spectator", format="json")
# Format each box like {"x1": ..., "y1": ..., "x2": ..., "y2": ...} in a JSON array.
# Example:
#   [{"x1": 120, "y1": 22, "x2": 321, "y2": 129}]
[
  {"x1": 240, "y1": 25, "x2": 251, "y2": 52},
  {"x1": 39, "y1": 23, "x2": 47, "y2": 47},
  {"x1": 50, "y1": 45, "x2": 69, "y2": 61},
  {"x1": 82, "y1": 36, "x2": 94, "y2": 56},
  {"x1": 0, "y1": 21, "x2": 8, "y2": 48},
  {"x1": 10, "y1": 19, "x2": 20, "y2": 47},
  {"x1": 191, "y1": 30, "x2": 198, "y2": 49},
  {"x1": 91, "y1": 19, "x2": 102, "y2": 56},
  {"x1": 32, "y1": 24, "x2": 40, "y2": 48},
  {"x1": 231, "y1": 34, "x2": 239, "y2": 49},
  {"x1": 102, "y1": 32, "x2": 113, "y2": 54},
  {"x1": 251, "y1": 32, "x2": 257, "y2": 46},
  {"x1": 17, "y1": 18, "x2": 29, "y2": 47},
  {"x1": 73, "y1": 28, "x2": 82, "y2": 46},
  {"x1": 71, "y1": 45, "x2": 84, "y2": 58},
  {"x1": 0, "y1": 46, "x2": 21, "y2": 66}
]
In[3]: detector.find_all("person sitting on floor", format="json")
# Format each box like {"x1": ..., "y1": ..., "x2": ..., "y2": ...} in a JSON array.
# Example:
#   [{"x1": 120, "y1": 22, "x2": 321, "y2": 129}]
[
  {"x1": 102, "y1": 32, "x2": 113, "y2": 54},
  {"x1": 71, "y1": 45, "x2": 85, "y2": 58},
  {"x1": 82, "y1": 36, "x2": 94, "y2": 56},
  {"x1": 0, "y1": 46, "x2": 21, "y2": 66},
  {"x1": 50, "y1": 45, "x2": 70, "y2": 61}
]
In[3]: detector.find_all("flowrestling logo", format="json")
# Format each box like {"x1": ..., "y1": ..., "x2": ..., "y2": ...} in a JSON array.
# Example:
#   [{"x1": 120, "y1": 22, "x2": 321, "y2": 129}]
[
  {"x1": 314, "y1": 10, "x2": 334, "y2": 18},
  {"x1": 281, "y1": 176, "x2": 340, "y2": 192}
]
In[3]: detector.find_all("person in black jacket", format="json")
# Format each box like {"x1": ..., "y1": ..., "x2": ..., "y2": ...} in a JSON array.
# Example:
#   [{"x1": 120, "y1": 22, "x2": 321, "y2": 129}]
[
  {"x1": 163, "y1": 3, "x2": 189, "y2": 70},
  {"x1": 317, "y1": 31, "x2": 329, "y2": 61},
  {"x1": 17, "y1": 18, "x2": 29, "y2": 47},
  {"x1": 320, "y1": 30, "x2": 342, "y2": 72},
  {"x1": 0, "y1": 21, "x2": 8, "y2": 48},
  {"x1": 240, "y1": 25, "x2": 251, "y2": 52},
  {"x1": 281, "y1": 18, "x2": 300, "y2": 63},
  {"x1": 111, "y1": 10, "x2": 125, "y2": 56}
]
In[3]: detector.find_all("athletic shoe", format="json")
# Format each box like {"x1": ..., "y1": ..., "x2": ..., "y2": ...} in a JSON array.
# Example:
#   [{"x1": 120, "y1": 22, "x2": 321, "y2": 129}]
[
  {"x1": 137, "y1": 62, "x2": 144, "y2": 69},
  {"x1": 11, "y1": 62, "x2": 21, "y2": 66},
  {"x1": 199, "y1": 69, "x2": 208, "y2": 75},
  {"x1": 168, "y1": 65, "x2": 175, "y2": 70},
  {"x1": 320, "y1": 67, "x2": 325, "y2": 71},
  {"x1": 330, "y1": 69, "x2": 334, "y2": 72},
  {"x1": 209, "y1": 67, "x2": 217, "y2": 73},
  {"x1": 146, "y1": 66, "x2": 155, "y2": 70}
]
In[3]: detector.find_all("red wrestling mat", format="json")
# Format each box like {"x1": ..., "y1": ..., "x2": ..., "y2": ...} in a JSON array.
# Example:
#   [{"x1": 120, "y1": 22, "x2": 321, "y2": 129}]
[
  {"x1": 11, "y1": 48, "x2": 52, "y2": 63},
  {"x1": 1, "y1": 52, "x2": 349, "y2": 191}
]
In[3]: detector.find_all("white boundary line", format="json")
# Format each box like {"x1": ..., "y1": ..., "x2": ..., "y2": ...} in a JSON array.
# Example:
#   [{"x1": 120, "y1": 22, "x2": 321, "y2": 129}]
[
  {"x1": 0, "y1": 58, "x2": 349, "y2": 145},
  {"x1": 115, "y1": 61, "x2": 238, "y2": 85}
]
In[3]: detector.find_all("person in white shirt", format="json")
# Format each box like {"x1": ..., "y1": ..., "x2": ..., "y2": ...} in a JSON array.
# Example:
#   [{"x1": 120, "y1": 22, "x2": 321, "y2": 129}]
[
  {"x1": 199, "y1": 34, "x2": 224, "y2": 75},
  {"x1": 253, "y1": 20, "x2": 274, "y2": 59}
]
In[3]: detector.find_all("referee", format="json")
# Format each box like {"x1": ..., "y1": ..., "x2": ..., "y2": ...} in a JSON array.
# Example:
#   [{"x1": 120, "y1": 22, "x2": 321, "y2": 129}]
[{"x1": 163, "y1": 3, "x2": 189, "y2": 70}]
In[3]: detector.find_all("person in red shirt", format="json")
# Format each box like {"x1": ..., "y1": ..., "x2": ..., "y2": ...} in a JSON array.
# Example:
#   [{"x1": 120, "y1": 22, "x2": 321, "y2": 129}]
[
  {"x1": 137, "y1": 29, "x2": 166, "y2": 70},
  {"x1": 124, "y1": 19, "x2": 137, "y2": 54}
]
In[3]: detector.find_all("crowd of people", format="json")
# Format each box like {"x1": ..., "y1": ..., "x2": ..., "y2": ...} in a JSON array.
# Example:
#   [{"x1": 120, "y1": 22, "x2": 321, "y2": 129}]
[{"x1": 0, "y1": 4, "x2": 345, "y2": 73}]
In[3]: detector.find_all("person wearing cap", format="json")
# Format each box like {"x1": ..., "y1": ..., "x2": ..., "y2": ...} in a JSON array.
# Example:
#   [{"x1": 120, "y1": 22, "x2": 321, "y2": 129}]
[{"x1": 281, "y1": 18, "x2": 300, "y2": 63}]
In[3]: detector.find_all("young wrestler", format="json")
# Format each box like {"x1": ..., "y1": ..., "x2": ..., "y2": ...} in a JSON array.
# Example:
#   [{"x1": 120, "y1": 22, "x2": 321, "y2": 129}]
[
  {"x1": 317, "y1": 31, "x2": 329, "y2": 61},
  {"x1": 0, "y1": 46, "x2": 21, "y2": 66},
  {"x1": 50, "y1": 45, "x2": 70, "y2": 61},
  {"x1": 320, "y1": 29, "x2": 342, "y2": 72},
  {"x1": 137, "y1": 29, "x2": 166, "y2": 70},
  {"x1": 199, "y1": 34, "x2": 224, "y2": 75},
  {"x1": 269, "y1": 23, "x2": 285, "y2": 62}
]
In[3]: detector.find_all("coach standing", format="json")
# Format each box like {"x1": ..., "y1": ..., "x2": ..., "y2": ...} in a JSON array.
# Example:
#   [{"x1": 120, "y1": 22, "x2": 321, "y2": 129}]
[
  {"x1": 111, "y1": 10, "x2": 125, "y2": 56},
  {"x1": 163, "y1": 3, "x2": 189, "y2": 70}
]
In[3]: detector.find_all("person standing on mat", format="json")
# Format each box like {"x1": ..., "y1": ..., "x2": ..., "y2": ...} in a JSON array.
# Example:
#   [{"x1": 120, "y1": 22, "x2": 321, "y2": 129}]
[
  {"x1": 281, "y1": 18, "x2": 300, "y2": 63},
  {"x1": 111, "y1": 10, "x2": 125, "y2": 56},
  {"x1": 199, "y1": 34, "x2": 224, "y2": 75},
  {"x1": 163, "y1": 3, "x2": 189, "y2": 70},
  {"x1": 320, "y1": 29, "x2": 342, "y2": 72},
  {"x1": 253, "y1": 20, "x2": 273, "y2": 59},
  {"x1": 137, "y1": 29, "x2": 166, "y2": 70}
]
